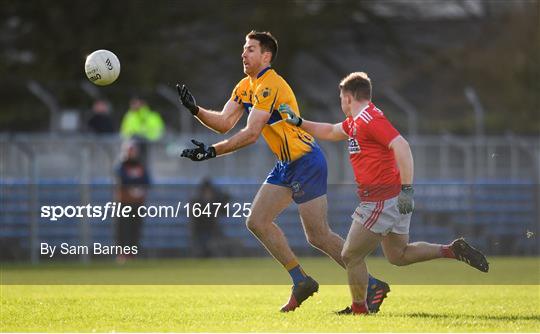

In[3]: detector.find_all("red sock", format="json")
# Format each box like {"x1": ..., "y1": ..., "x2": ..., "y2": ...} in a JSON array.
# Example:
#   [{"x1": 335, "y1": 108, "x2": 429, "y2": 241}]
[
  {"x1": 351, "y1": 301, "x2": 369, "y2": 314},
  {"x1": 440, "y1": 245, "x2": 456, "y2": 258}
]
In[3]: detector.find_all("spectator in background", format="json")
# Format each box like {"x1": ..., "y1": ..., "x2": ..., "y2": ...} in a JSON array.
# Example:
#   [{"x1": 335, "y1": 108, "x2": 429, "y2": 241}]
[
  {"x1": 120, "y1": 96, "x2": 164, "y2": 141},
  {"x1": 190, "y1": 177, "x2": 230, "y2": 258},
  {"x1": 120, "y1": 96, "x2": 165, "y2": 163},
  {"x1": 87, "y1": 99, "x2": 114, "y2": 134},
  {"x1": 115, "y1": 140, "x2": 151, "y2": 262}
]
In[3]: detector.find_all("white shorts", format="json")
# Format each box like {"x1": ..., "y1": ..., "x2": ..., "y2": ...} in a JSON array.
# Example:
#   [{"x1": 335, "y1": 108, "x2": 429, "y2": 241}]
[{"x1": 351, "y1": 195, "x2": 411, "y2": 236}]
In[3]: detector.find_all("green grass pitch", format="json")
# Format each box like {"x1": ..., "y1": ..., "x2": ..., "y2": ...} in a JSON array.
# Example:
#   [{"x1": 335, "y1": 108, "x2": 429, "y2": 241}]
[{"x1": 1, "y1": 257, "x2": 539, "y2": 332}]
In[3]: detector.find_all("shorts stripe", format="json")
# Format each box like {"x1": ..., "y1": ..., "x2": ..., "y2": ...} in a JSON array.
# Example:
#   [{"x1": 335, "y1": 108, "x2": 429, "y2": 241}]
[
  {"x1": 364, "y1": 201, "x2": 384, "y2": 229},
  {"x1": 362, "y1": 201, "x2": 381, "y2": 228},
  {"x1": 369, "y1": 201, "x2": 385, "y2": 228},
  {"x1": 368, "y1": 201, "x2": 384, "y2": 228}
]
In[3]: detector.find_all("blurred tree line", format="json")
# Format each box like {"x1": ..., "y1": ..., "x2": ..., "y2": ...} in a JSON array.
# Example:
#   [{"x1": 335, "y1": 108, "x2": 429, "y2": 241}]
[{"x1": 0, "y1": 0, "x2": 538, "y2": 134}]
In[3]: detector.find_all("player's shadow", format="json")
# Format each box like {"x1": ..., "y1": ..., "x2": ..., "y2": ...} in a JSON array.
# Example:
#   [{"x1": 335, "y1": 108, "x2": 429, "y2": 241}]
[{"x1": 404, "y1": 312, "x2": 540, "y2": 322}]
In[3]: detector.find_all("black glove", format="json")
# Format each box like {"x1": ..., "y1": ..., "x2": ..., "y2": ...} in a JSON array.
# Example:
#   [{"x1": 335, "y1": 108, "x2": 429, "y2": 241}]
[
  {"x1": 176, "y1": 84, "x2": 199, "y2": 115},
  {"x1": 397, "y1": 185, "x2": 414, "y2": 214},
  {"x1": 181, "y1": 139, "x2": 216, "y2": 161}
]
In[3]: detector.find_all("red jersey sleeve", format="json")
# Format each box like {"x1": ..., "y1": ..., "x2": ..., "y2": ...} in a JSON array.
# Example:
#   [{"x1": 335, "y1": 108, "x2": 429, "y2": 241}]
[
  {"x1": 367, "y1": 116, "x2": 400, "y2": 147},
  {"x1": 341, "y1": 117, "x2": 353, "y2": 136}
]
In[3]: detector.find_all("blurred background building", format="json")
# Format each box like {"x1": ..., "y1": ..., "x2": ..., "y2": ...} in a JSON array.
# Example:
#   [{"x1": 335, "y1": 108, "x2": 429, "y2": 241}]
[{"x1": 0, "y1": 0, "x2": 538, "y2": 262}]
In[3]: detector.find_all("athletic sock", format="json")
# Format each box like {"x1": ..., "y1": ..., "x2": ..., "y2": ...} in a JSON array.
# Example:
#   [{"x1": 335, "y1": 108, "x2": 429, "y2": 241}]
[
  {"x1": 285, "y1": 260, "x2": 307, "y2": 285},
  {"x1": 351, "y1": 301, "x2": 369, "y2": 314},
  {"x1": 440, "y1": 245, "x2": 456, "y2": 258}
]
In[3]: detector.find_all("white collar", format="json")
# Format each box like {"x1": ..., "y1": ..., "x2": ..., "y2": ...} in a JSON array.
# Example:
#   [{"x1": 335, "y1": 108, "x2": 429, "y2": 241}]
[{"x1": 352, "y1": 102, "x2": 370, "y2": 120}]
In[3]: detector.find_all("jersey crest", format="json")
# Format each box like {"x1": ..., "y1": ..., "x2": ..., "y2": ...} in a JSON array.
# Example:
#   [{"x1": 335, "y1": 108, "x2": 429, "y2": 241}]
[
  {"x1": 230, "y1": 67, "x2": 316, "y2": 162},
  {"x1": 348, "y1": 138, "x2": 361, "y2": 154}
]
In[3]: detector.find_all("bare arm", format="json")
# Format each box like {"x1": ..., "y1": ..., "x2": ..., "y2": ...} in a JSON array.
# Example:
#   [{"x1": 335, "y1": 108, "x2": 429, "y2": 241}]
[
  {"x1": 213, "y1": 108, "x2": 270, "y2": 156},
  {"x1": 278, "y1": 104, "x2": 347, "y2": 141},
  {"x1": 196, "y1": 99, "x2": 244, "y2": 134},
  {"x1": 300, "y1": 120, "x2": 348, "y2": 141},
  {"x1": 389, "y1": 136, "x2": 414, "y2": 185}
]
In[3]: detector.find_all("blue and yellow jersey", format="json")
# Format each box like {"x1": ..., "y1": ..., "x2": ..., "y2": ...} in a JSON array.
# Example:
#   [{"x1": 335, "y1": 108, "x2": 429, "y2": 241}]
[{"x1": 231, "y1": 67, "x2": 316, "y2": 162}]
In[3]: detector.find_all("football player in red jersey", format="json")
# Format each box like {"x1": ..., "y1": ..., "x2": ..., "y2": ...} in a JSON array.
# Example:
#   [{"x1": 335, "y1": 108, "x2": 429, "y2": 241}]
[{"x1": 279, "y1": 72, "x2": 489, "y2": 315}]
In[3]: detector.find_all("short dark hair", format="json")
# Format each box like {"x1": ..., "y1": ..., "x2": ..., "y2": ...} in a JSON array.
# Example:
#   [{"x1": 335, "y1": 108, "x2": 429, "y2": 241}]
[
  {"x1": 339, "y1": 72, "x2": 372, "y2": 101},
  {"x1": 246, "y1": 30, "x2": 278, "y2": 63}
]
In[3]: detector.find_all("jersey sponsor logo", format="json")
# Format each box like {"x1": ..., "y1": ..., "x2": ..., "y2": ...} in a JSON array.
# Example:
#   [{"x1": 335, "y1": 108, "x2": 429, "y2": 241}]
[
  {"x1": 291, "y1": 181, "x2": 305, "y2": 198},
  {"x1": 348, "y1": 137, "x2": 361, "y2": 154}
]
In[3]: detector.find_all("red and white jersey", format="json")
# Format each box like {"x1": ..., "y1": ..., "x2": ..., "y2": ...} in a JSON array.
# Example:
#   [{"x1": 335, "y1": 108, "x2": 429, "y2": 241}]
[{"x1": 341, "y1": 102, "x2": 401, "y2": 201}]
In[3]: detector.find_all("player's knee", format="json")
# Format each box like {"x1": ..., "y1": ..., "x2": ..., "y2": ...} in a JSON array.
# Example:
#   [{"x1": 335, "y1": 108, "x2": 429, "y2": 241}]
[
  {"x1": 306, "y1": 234, "x2": 325, "y2": 250},
  {"x1": 306, "y1": 227, "x2": 334, "y2": 250},
  {"x1": 341, "y1": 247, "x2": 362, "y2": 267},
  {"x1": 245, "y1": 216, "x2": 261, "y2": 234},
  {"x1": 386, "y1": 253, "x2": 407, "y2": 266}
]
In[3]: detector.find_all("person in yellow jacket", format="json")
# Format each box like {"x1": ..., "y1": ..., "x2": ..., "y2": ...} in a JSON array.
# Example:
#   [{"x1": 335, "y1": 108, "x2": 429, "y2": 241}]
[{"x1": 120, "y1": 97, "x2": 164, "y2": 141}]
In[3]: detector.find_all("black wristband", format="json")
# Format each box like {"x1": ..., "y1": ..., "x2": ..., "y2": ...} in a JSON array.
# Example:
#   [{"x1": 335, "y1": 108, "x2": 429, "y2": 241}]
[
  {"x1": 208, "y1": 146, "x2": 217, "y2": 158},
  {"x1": 401, "y1": 184, "x2": 413, "y2": 191},
  {"x1": 297, "y1": 117, "x2": 303, "y2": 127},
  {"x1": 190, "y1": 105, "x2": 199, "y2": 116}
]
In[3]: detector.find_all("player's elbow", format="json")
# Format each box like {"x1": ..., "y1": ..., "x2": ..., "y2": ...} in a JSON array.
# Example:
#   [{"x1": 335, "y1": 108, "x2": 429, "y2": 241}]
[
  {"x1": 213, "y1": 121, "x2": 235, "y2": 134},
  {"x1": 245, "y1": 131, "x2": 259, "y2": 144},
  {"x1": 219, "y1": 120, "x2": 236, "y2": 134},
  {"x1": 217, "y1": 127, "x2": 230, "y2": 135},
  {"x1": 243, "y1": 127, "x2": 261, "y2": 144}
]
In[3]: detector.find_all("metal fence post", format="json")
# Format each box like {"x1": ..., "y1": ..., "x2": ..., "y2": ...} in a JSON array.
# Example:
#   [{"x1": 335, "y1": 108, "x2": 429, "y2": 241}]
[
  {"x1": 27, "y1": 81, "x2": 60, "y2": 133},
  {"x1": 12, "y1": 141, "x2": 39, "y2": 263},
  {"x1": 80, "y1": 143, "x2": 91, "y2": 263},
  {"x1": 440, "y1": 135, "x2": 450, "y2": 179},
  {"x1": 156, "y1": 84, "x2": 192, "y2": 134},
  {"x1": 384, "y1": 87, "x2": 419, "y2": 138},
  {"x1": 29, "y1": 150, "x2": 39, "y2": 264},
  {"x1": 464, "y1": 86, "x2": 485, "y2": 138}
]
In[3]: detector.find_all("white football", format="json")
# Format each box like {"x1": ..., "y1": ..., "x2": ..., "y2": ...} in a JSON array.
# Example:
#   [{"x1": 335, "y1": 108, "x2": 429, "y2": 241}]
[{"x1": 84, "y1": 49, "x2": 120, "y2": 86}]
